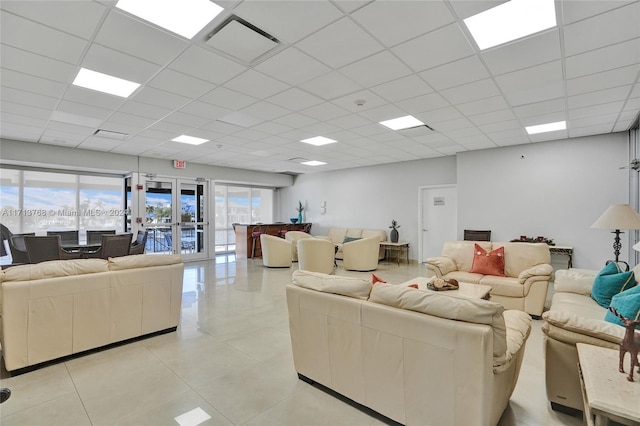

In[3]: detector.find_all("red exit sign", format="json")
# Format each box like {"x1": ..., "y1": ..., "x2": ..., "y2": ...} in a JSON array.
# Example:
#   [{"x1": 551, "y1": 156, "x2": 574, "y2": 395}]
[{"x1": 173, "y1": 160, "x2": 186, "y2": 169}]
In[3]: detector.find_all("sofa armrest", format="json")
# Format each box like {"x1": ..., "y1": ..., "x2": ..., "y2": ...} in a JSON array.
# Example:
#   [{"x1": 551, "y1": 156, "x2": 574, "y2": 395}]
[
  {"x1": 553, "y1": 269, "x2": 598, "y2": 295},
  {"x1": 517, "y1": 264, "x2": 553, "y2": 284},
  {"x1": 425, "y1": 256, "x2": 457, "y2": 277},
  {"x1": 542, "y1": 310, "x2": 623, "y2": 346},
  {"x1": 494, "y1": 310, "x2": 531, "y2": 373}
]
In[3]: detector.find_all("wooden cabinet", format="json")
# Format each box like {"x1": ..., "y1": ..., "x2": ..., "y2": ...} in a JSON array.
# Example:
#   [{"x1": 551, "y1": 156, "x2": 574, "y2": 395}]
[{"x1": 234, "y1": 223, "x2": 311, "y2": 259}]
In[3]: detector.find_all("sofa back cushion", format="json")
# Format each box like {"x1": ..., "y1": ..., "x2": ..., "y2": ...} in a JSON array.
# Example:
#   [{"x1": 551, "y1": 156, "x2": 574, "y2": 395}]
[
  {"x1": 292, "y1": 269, "x2": 372, "y2": 299},
  {"x1": 442, "y1": 241, "x2": 492, "y2": 272},
  {"x1": 108, "y1": 254, "x2": 183, "y2": 271},
  {"x1": 492, "y1": 242, "x2": 550, "y2": 277},
  {"x1": 1, "y1": 258, "x2": 108, "y2": 282},
  {"x1": 361, "y1": 229, "x2": 386, "y2": 242},
  {"x1": 328, "y1": 228, "x2": 348, "y2": 244},
  {"x1": 369, "y1": 283, "x2": 507, "y2": 365}
]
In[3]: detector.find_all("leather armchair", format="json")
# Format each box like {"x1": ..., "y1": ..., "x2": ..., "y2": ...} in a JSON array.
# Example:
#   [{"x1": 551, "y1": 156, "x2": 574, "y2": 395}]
[
  {"x1": 342, "y1": 237, "x2": 380, "y2": 271},
  {"x1": 297, "y1": 238, "x2": 335, "y2": 275},
  {"x1": 260, "y1": 234, "x2": 292, "y2": 268}
]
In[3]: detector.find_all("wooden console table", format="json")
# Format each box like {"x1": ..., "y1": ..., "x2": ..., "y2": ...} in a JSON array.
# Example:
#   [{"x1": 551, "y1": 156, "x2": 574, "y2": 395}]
[
  {"x1": 380, "y1": 241, "x2": 409, "y2": 265},
  {"x1": 234, "y1": 223, "x2": 311, "y2": 259}
]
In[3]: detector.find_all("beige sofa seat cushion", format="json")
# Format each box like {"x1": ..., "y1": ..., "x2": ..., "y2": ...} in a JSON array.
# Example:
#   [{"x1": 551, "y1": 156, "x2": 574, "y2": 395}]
[
  {"x1": 108, "y1": 254, "x2": 183, "y2": 271},
  {"x1": 444, "y1": 270, "x2": 483, "y2": 284},
  {"x1": 1, "y1": 259, "x2": 108, "y2": 282},
  {"x1": 292, "y1": 270, "x2": 372, "y2": 299},
  {"x1": 493, "y1": 242, "x2": 550, "y2": 277},
  {"x1": 479, "y1": 276, "x2": 524, "y2": 297},
  {"x1": 442, "y1": 241, "x2": 492, "y2": 272},
  {"x1": 369, "y1": 283, "x2": 509, "y2": 366}
]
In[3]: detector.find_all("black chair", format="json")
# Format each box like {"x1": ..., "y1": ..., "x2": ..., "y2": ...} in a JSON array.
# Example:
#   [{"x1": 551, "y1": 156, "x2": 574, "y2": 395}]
[
  {"x1": 47, "y1": 230, "x2": 79, "y2": 245},
  {"x1": 87, "y1": 234, "x2": 132, "y2": 259},
  {"x1": 86, "y1": 229, "x2": 116, "y2": 245},
  {"x1": 463, "y1": 230, "x2": 492, "y2": 241},
  {"x1": 0, "y1": 224, "x2": 12, "y2": 257},
  {"x1": 8, "y1": 233, "x2": 35, "y2": 264},
  {"x1": 24, "y1": 235, "x2": 79, "y2": 263},
  {"x1": 129, "y1": 230, "x2": 148, "y2": 255}
]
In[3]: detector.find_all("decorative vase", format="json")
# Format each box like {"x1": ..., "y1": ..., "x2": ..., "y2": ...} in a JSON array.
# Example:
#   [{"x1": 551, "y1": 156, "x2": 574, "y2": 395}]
[
  {"x1": 390, "y1": 228, "x2": 399, "y2": 243},
  {"x1": 298, "y1": 211, "x2": 303, "y2": 223}
]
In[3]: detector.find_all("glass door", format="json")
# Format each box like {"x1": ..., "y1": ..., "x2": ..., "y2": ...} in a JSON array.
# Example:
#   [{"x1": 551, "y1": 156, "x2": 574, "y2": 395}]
[{"x1": 144, "y1": 178, "x2": 208, "y2": 261}]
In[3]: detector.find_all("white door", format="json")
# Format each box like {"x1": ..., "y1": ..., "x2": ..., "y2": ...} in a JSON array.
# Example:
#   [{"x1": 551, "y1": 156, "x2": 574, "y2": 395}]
[{"x1": 419, "y1": 185, "x2": 457, "y2": 262}]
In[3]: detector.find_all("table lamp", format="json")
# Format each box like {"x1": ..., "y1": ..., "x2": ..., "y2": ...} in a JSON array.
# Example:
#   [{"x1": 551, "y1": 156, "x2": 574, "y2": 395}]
[{"x1": 591, "y1": 204, "x2": 640, "y2": 270}]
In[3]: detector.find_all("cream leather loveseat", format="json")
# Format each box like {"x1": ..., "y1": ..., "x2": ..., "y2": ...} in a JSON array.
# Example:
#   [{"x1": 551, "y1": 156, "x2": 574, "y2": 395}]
[
  {"x1": 321, "y1": 227, "x2": 387, "y2": 260},
  {"x1": 287, "y1": 270, "x2": 532, "y2": 425},
  {"x1": 0, "y1": 254, "x2": 184, "y2": 373},
  {"x1": 542, "y1": 268, "x2": 631, "y2": 413},
  {"x1": 426, "y1": 241, "x2": 552, "y2": 317}
]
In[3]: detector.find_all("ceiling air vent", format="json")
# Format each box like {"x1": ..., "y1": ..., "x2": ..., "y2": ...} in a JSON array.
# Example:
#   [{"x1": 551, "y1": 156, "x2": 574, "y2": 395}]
[
  {"x1": 93, "y1": 129, "x2": 129, "y2": 140},
  {"x1": 398, "y1": 124, "x2": 435, "y2": 137},
  {"x1": 206, "y1": 16, "x2": 281, "y2": 65}
]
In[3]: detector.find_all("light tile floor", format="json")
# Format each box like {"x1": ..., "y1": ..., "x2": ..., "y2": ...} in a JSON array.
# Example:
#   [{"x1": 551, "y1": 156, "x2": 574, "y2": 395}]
[{"x1": 0, "y1": 256, "x2": 584, "y2": 426}]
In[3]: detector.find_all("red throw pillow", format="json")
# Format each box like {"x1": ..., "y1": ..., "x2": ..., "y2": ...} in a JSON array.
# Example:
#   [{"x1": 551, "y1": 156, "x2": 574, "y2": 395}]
[
  {"x1": 470, "y1": 244, "x2": 505, "y2": 276},
  {"x1": 371, "y1": 273, "x2": 387, "y2": 284}
]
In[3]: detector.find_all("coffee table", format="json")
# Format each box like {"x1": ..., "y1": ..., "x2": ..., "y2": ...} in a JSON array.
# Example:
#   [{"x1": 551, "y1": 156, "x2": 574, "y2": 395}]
[{"x1": 403, "y1": 276, "x2": 492, "y2": 300}]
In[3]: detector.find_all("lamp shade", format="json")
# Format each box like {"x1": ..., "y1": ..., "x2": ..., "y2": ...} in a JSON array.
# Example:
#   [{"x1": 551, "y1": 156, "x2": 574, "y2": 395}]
[{"x1": 591, "y1": 204, "x2": 640, "y2": 230}]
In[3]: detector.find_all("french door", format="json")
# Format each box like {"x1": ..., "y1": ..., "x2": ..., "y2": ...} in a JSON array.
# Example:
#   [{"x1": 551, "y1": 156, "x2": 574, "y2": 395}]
[{"x1": 144, "y1": 177, "x2": 208, "y2": 261}]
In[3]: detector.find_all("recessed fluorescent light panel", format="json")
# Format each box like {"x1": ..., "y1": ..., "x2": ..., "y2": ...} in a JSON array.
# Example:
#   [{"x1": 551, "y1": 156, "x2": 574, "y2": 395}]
[
  {"x1": 525, "y1": 121, "x2": 566, "y2": 135},
  {"x1": 302, "y1": 160, "x2": 327, "y2": 166},
  {"x1": 172, "y1": 135, "x2": 209, "y2": 145},
  {"x1": 72, "y1": 68, "x2": 140, "y2": 98},
  {"x1": 300, "y1": 136, "x2": 337, "y2": 146},
  {"x1": 115, "y1": 0, "x2": 224, "y2": 39},
  {"x1": 464, "y1": 0, "x2": 556, "y2": 50},
  {"x1": 379, "y1": 115, "x2": 425, "y2": 131}
]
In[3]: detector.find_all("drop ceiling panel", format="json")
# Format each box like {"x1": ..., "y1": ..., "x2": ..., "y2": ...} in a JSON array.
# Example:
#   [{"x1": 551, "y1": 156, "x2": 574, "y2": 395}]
[
  {"x1": 199, "y1": 87, "x2": 258, "y2": 111},
  {"x1": 218, "y1": 111, "x2": 264, "y2": 128},
  {"x1": 300, "y1": 103, "x2": 350, "y2": 122},
  {"x1": 565, "y1": 39, "x2": 640, "y2": 79},
  {"x1": 255, "y1": 48, "x2": 332, "y2": 86},
  {"x1": 340, "y1": 51, "x2": 412, "y2": 87},
  {"x1": 296, "y1": 18, "x2": 384, "y2": 69},
  {"x1": 206, "y1": 19, "x2": 279, "y2": 64},
  {"x1": 241, "y1": 101, "x2": 290, "y2": 121},
  {"x1": 147, "y1": 69, "x2": 215, "y2": 98},
  {"x1": 513, "y1": 99, "x2": 566, "y2": 118},
  {"x1": 440, "y1": 78, "x2": 501, "y2": 105},
  {"x1": 332, "y1": 90, "x2": 387, "y2": 113},
  {"x1": 419, "y1": 56, "x2": 489, "y2": 91},
  {"x1": 457, "y1": 96, "x2": 510, "y2": 116},
  {"x1": 0, "y1": 87, "x2": 58, "y2": 110},
  {"x1": 0, "y1": 69, "x2": 67, "y2": 99},
  {"x1": 448, "y1": 1, "x2": 508, "y2": 20},
  {"x1": 132, "y1": 87, "x2": 191, "y2": 110},
  {"x1": 299, "y1": 71, "x2": 362, "y2": 100},
  {"x1": 179, "y1": 101, "x2": 232, "y2": 121},
  {"x1": 168, "y1": 46, "x2": 248, "y2": 85},
  {"x1": 561, "y1": 0, "x2": 636, "y2": 24},
  {"x1": 568, "y1": 86, "x2": 632, "y2": 110},
  {"x1": 496, "y1": 61, "x2": 565, "y2": 106},
  {"x1": 267, "y1": 88, "x2": 323, "y2": 111},
  {"x1": 0, "y1": 44, "x2": 77, "y2": 83},
  {"x1": 371, "y1": 75, "x2": 433, "y2": 103},
  {"x1": 396, "y1": 92, "x2": 451, "y2": 115},
  {"x1": 62, "y1": 86, "x2": 126, "y2": 111},
  {"x1": 82, "y1": 44, "x2": 160, "y2": 84},
  {"x1": 481, "y1": 30, "x2": 561, "y2": 76},
  {"x1": 225, "y1": 70, "x2": 290, "y2": 99},
  {"x1": 119, "y1": 100, "x2": 172, "y2": 120}
]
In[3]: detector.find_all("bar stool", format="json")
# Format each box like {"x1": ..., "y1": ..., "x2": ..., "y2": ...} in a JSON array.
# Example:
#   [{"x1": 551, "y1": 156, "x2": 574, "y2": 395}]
[
  {"x1": 251, "y1": 225, "x2": 267, "y2": 258},
  {"x1": 277, "y1": 224, "x2": 290, "y2": 239}
]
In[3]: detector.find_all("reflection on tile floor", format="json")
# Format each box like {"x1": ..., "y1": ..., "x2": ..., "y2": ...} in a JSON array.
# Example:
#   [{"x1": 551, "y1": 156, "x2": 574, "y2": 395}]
[{"x1": 0, "y1": 257, "x2": 583, "y2": 426}]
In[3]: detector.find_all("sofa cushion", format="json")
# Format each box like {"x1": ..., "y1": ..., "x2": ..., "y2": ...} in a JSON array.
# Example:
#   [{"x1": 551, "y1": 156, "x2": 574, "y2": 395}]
[
  {"x1": 479, "y1": 276, "x2": 524, "y2": 297},
  {"x1": 492, "y1": 242, "x2": 550, "y2": 278},
  {"x1": 292, "y1": 270, "x2": 372, "y2": 299},
  {"x1": 343, "y1": 236, "x2": 361, "y2": 243},
  {"x1": 554, "y1": 269, "x2": 598, "y2": 295},
  {"x1": 591, "y1": 262, "x2": 635, "y2": 308},
  {"x1": 445, "y1": 270, "x2": 484, "y2": 284},
  {"x1": 442, "y1": 241, "x2": 491, "y2": 272},
  {"x1": 361, "y1": 229, "x2": 386, "y2": 242},
  {"x1": 327, "y1": 228, "x2": 348, "y2": 244},
  {"x1": 368, "y1": 283, "x2": 508, "y2": 365},
  {"x1": 604, "y1": 285, "x2": 640, "y2": 329},
  {"x1": 108, "y1": 254, "x2": 183, "y2": 271},
  {"x1": 470, "y1": 244, "x2": 505, "y2": 276},
  {"x1": 1, "y1": 258, "x2": 108, "y2": 282}
]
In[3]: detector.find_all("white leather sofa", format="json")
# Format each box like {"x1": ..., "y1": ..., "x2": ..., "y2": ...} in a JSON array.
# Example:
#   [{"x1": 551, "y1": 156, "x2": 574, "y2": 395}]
[
  {"x1": 321, "y1": 227, "x2": 387, "y2": 260},
  {"x1": 287, "y1": 270, "x2": 532, "y2": 426},
  {"x1": 0, "y1": 254, "x2": 184, "y2": 373},
  {"x1": 542, "y1": 268, "x2": 630, "y2": 413},
  {"x1": 260, "y1": 234, "x2": 292, "y2": 268},
  {"x1": 426, "y1": 241, "x2": 552, "y2": 317},
  {"x1": 342, "y1": 236, "x2": 380, "y2": 271}
]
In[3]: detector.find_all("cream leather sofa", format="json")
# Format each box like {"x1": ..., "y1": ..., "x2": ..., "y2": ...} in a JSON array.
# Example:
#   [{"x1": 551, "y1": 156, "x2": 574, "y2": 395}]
[
  {"x1": 542, "y1": 268, "x2": 631, "y2": 413},
  {"x1": 0, "y1": 254, "x2": 184, "y2": 373},
  {"x1": 426, "y1": 241, "x2": 552, "y2": 317},
  {"x1": 287, "y1": 270, "x2": 532, "y2": 426},
  {"x1": 321, "y1": 227, "x2": 387, "y2": 260}
]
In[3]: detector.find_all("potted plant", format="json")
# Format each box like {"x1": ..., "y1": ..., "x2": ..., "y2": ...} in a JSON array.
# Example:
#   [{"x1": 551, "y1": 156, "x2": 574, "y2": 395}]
[
  {"x1": 296, "y1": 201, "x2": 304, "y2": 224},
  {"x1": 389, "y1": 219, "x2": 400, "y2": 243}
]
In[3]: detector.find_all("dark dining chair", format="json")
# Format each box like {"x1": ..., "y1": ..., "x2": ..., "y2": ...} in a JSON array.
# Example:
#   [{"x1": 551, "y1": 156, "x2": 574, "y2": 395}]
[
  {"x1": 463, "y1": 229, "x2": 492, "y2": 242},
  {"x1": 0, "y1": 223, "x2": 12, "y2": 257},
  {"x1": 8, "y1": 233, "x2": 36, "y2": 264},
  {"x1": 47, "y1": 230, "x2": 79, "y2": 245},
  {"x1": 87, "y1": 234, "x2": 132, "y2": 259},
  {"x1": 24, "y1": 235, "x2": 80, "y2": 263},
  {"x1": 86, "y1": 229, "x2": 116, "y2": 245},
  {"x1": 129, "y1": 230, "x2": 148, "y2": 255}
]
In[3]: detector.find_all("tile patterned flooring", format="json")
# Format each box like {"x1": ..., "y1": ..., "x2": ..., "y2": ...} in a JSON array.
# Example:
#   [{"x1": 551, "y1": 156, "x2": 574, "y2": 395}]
[{"x1": 0, "y1": 257, "x2": 584, "y2": 426}]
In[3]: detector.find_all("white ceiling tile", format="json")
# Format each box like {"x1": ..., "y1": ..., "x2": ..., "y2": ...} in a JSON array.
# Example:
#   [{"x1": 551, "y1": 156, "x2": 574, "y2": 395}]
[
  {"x1": 493, "y1": 135, "x2": 530, "y2": 146},
  {"x1": 564, "y1": 3, "x2": 640, "y2": 56},
  {"x1": 567, "y1": 65, "x2": 640, "y2": 96},
  {"x1": 224, "y1": 70, "x2": 290, "y2": 99},
  {"x1": 96, "y1": 10, "x2": 188, "y2": 66},
  {"x1": 300, "y1": 103, "x2": 350, "y2": 122},
  {"x1": 50, "y1": 110, "x2": 102, "y2": 128},
  {"x1": 396, "y1": 92, "x2": 451, "y2": 115},
  {"x1": 254, "y1": 47, "x2": 331, "y2": 86},
  {"x1": 350, "y1": 123, "x2": 387, "y2": 137},
  {"x1": 104, "y1": 111, "x2": 156, "y2": 129},
  {"x1": 1, "y1": 123, "x2": 44, "y2": 141},
  {"x1": 495, "y1": 61, "x2": 565, "y2": 106},
  {"x1": 296, "y1": 17, "x2": 384, "y2": 69},
  {"x1": 478, "y1": 119, "x2": 522, "y2": 133},
  {"x1": 419, "y1": 55, "x2": 489, "y2": 91},
  {"x1": 357, "y1": 104, "x2": 407, "y2": 122},
  {"x1": 391, "y1": 23, "x2": 474, "y2": 72},
  {"x1": 440, "y1": 78, "x2": 501, "y2": 105},
  {"x1": 371, "y1": 75, "x2": 433, "y2": 103},
  {"x1": 469, "y1": 109, "x2": 516, "y2": 126},
  {"x1": 266, "y1": 88, "x2": 323, "y2": 111},
  {"x1": 299, "y1": 71, "x2": 362, "y2": 101},
  {"x1": 132, "y1": 87, "x2": 191, "y2": 110},
  {"x1": 179, "y1": 101, "x2": 232, "y2": 121},
  {"x1": 162, "y1": 112, "x2": 210, "y2": 128},
  {"x1": 273, "y1": 113, "x2": 319, "y2": 129},
  {"x1": 0, "y1": 11, "x2": 87, "y2": 64},
  {"x1": 565, "y1": 38, "x2": 640, "y2": 79},
  {"x1": 82, "y1": 43, "x2": 160, "y2": 84},
  {"x1": 235, "y1": 0, "x2": 343, "y2": 43},
  {"x1": 148, "y1": 69, "x2": 215, "y2": 99},
  {"x1": 521, "y1": 112, "x2": 567, "y2": 127},
  {"x1": 2, "y1": 100, "x2": 52, "y2": 121},
  {"x1": 568, "y1": 124, "x2": 613, "y2": 138},
  {"x1": 448, "y1": 1, "x2": 507, "y2": 20},
  {"x1": 0, "y1": 87, "x2": 58, "y2": 110},
  {"x1": 331, "y1": 90, "x2": 387, "y2": 113},
  {"x1": 1, "y1": 0, "x2": 106, "y2": 39},
  {"x1": 332, "y1": 0, "x2": 371, "y2": 14},
  {"x1": 1, "y1": 111, "x2": 48, "y2": 128},
  {"x1": 241, "y1": 101, "x2": 290, "y2": 122},
  {"x1": 568, "y1": 86, "x2": 633, "y2": 110},
  {"x1": 486, "y1": 128, "x2": 527, "y2": 141},
  {"x1": 250, "y1": 122, "x2": 292, "y2": 136},
  {"x1": 0, "y1": 44, "x2": 76, "y2": 83},
  {"x1": 561, "y1": 0, "x2": 636, "y2": 24},
  {"x1": 340, "y1": 51, "x2": 412, "y2": 87},
  {"x1": 327, "y1": 113, "x2": 371, "y2": 130},
  {"x1": 119, "y1": 100, "x2": 172, "y2": 120},
  {"x1": 56, "y1": 99, "x2": 113, "y2": 121},
  {"x1": 0, "y1": 68, "x2": 67, "y2": 99},
  {"x1": 63, "y1": 86, "x2": 126, "y2": 111},
  {"x1": 198, "y1": 87, "x2": 257, "y2": 110},
  {"x1": 570, "y1": 112, "x2": 620, "y2": 129},
  {"x1": 169, "y1": 45, "x2": 247, "y2": 85},
  {"x1": 78, "y1": 136, "x2": 127, "y2": 151},
  {"x1": 457, "y1": 96, "x2": 510, "y2": 116},
  {"x1": 39, "y1": 136, "x2": 82, "y2": 148},
  {"x1": 352, "y1": 0, "x2": 455, "y2": 47},
  {"x1": 481, "y1": 30, "x2": 561, "y2": 76},
  {"x1": 513, "y1": 98, "x2": 566, "y2": 118}
]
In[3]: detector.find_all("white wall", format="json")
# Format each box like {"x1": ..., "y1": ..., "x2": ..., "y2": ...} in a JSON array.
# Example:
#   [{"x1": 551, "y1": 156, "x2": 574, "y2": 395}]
[
  {"x1": 278, "y1": 156, "x2": 457, "y2": 260},
  {"x1": 279, "y1": 132, "x2": 634, "y2": 268},
  {"x1": 457, "y1": 133, "x2": 631, "y2": 268}
]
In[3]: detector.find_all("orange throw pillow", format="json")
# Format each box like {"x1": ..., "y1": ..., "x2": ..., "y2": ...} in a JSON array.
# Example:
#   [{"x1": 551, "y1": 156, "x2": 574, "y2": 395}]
[{"x1": 470, "y1": 244, "x2": 505, "y2": 276}]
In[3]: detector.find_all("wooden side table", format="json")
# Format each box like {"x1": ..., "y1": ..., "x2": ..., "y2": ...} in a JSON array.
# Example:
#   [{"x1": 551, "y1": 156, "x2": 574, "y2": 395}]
[
  {"x1": 380, "y1": 241, "x2": 409, "y2": 265},
  {"x1": 577, "y1": 343, "x2": 640, "y2": 426},
  {"x1": 549, "y1": 245, "x2": 573, "y2": 268}
]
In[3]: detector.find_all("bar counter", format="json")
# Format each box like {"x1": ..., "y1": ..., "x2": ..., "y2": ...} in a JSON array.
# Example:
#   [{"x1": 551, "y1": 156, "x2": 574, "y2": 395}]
[{"x1": 234, "y1": 223, "x2": 311, "y2": 259}]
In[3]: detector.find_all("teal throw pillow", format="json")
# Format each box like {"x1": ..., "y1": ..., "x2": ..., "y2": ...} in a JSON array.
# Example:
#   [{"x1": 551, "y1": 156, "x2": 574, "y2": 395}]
[
  {"x1": 604, "y1": 285, "x2": 640, "y2": 330},
  {"x1": 591, "y1": 262, "x2": 635, "y2": 308},
  {"x1": 343, "y1": 236, "x2": 361, "y2": 243}
]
